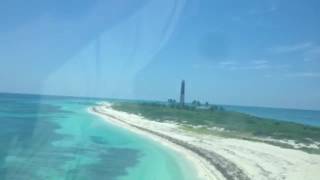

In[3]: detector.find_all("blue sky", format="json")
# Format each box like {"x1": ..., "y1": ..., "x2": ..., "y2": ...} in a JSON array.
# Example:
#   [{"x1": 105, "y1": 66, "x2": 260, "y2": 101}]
[{"x1": 1, "y1": 0, "x2": 320, "y2": 110}]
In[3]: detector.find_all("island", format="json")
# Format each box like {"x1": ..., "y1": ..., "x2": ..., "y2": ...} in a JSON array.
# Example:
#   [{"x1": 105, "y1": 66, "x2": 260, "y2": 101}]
[
  {"x1": 89, "y1": 100, "x2": 320, "y2": 180},
  {"x1": 89, "y1": 81, "x2": 320, "y2": 180}
]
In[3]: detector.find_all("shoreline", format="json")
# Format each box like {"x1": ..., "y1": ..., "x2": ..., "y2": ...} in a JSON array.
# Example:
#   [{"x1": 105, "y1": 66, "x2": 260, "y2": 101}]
[
  {"x1": 88, "y1": 106, "x2": 224, "y2": 180},
  {"x1": 89, "y1": 103, "x2": 320, "y2": 180}
]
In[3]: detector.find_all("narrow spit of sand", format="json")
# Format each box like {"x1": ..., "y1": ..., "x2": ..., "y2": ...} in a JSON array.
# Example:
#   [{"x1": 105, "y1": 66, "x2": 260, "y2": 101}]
[{"x1": 89, "y1": 103, "x2": 320, "y2": 180}]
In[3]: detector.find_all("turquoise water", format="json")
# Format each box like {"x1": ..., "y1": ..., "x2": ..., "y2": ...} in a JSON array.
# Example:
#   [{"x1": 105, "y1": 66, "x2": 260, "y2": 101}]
[
  {"x1": 224, "y1": 105, "x2": 320, "y2": 127},
  {"x1": 0, "y1": 93, "x2": 198, "y2": 180}
]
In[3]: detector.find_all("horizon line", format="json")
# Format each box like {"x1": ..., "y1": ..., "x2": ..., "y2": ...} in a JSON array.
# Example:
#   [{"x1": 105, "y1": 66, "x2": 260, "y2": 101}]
[{"x1": 1, "y1": 91, "x2": 319, "y2": 112}]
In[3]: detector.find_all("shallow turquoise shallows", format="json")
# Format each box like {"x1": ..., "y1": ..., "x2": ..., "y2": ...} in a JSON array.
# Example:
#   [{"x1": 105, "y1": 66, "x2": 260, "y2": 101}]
[{"x1": 0, "y1": 93, "x2": 199, "y2": 180}]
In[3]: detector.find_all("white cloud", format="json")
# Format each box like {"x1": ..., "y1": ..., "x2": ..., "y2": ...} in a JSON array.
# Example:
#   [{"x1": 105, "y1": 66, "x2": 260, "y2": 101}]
[
  {"x1": 231, "y1": 16, "x2": 241, "y2": 22},
  {"x1": 308, "y1": 46, "x2": 320, "y2": 54},
  {"x1": 304, "y1": 46, "x2": 320, "y2": 61},
  {"x1": 252, "y1": 60, "x2": 268, "y2": 64},
  {"x1": 303, "y1": 58, "x2": 312, "y2": 62},
  {"x1": 218, "y1": 60, "x2": 270, "y2": 70},
  {"x1": 218, "y1": 61, "x2": 238, "y2": 69},
  {"x1": 269, "y1": 42, "x2": 320, "y2": 62},
  {"x1": 270, "y1": 5, "x2": 277, "y2": 12},
  {"x1": 275, "y1": 64, "x2": 290, "y2": 69},
  {"x1": 286, "y1": 72, "x2": 320, "y2": 78},
  {"x1": 217, "y1": 59, "x2": 291, "y2": 72},
  {"x1": 252, "y1": 64, "x2": 270, "y2": 69},
  {"x1": 218, "y1": 61, "x2": 237, "y2": 67},
  {"x1": 248, "y1": 5, "x2": 278, "y2": 15},
  {"x1": 238, "y1": 64, "x2": 270, "y2": 70},
  {"x1": 270, "y1": 42, "x2": 314, "y2": 53}
]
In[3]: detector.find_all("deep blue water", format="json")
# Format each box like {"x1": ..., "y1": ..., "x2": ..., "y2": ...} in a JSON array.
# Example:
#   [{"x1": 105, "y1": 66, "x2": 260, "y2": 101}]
[{"x1": 224, "y1": 105, "x2": 320, "y2": 127}]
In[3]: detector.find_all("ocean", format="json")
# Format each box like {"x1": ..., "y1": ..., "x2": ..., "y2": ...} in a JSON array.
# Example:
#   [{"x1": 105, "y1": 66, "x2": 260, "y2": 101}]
[
  {"x1": 1, "y1": 93, "x2": 319, "y2": 180},
  {"x1": 224, "y1": 105, "x2": 320, "y2": 127},
  {"x1": 0, "y1": 93, "x2": 198, "y2": 180}
]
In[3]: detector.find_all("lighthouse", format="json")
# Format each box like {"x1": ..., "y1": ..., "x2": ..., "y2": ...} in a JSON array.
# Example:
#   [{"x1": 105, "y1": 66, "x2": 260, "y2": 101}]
[{"x1": 180, "y1": 80, "x2": 185, "y2": 106}]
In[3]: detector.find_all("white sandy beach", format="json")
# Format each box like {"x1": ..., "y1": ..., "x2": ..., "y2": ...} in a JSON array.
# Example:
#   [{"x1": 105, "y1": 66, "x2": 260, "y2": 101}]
[{"x1": 89, "y1": 103, "x2": 320, "y2": 180}]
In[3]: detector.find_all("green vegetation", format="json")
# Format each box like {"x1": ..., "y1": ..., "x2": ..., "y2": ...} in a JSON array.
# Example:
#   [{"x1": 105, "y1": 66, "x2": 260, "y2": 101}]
[
  {"x1": 167, "y1": 98, "x2": 225, "y2": 111},
  {"x1": 112, "y1": 102, "x2": 320, "y2": 153}
]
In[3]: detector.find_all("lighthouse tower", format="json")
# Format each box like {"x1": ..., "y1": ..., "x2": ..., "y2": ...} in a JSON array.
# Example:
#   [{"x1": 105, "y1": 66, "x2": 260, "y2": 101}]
[{"x1": 180, "y1": 80, "x2": 185, "y2": 106}]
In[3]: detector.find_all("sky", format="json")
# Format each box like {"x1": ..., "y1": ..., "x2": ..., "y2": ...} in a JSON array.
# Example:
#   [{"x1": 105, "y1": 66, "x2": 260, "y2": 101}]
[{"x1": 0, "y1": 0, "x2": 320, "y2": 110}]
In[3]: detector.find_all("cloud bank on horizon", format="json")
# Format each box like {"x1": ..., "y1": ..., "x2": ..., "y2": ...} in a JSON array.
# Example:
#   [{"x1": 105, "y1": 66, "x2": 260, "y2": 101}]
[{"x1": 0, "y1": 0, "x2": 320, "y2": 110}]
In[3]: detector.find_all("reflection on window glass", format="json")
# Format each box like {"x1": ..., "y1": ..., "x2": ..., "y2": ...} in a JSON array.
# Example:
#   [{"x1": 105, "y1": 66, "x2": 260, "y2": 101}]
[{"x1": 0, "y1": 0, "x2": 320, "y2": 179}]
